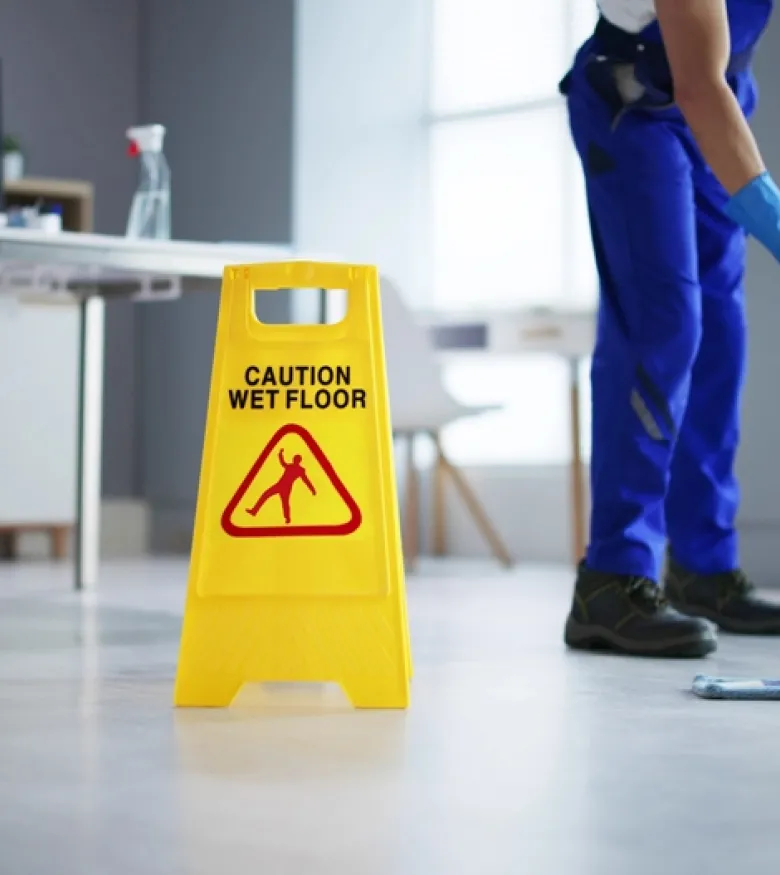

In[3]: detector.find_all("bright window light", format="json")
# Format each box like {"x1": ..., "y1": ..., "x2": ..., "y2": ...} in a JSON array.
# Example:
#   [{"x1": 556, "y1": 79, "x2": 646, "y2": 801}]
[
  {"x1": 431, "y1": 0, "x2": 568, "y2": 114},
  {"x1": 440, "y1": 355, "x2": 570, "y2": 464},
  {"x1": 431, "y1": 106, "x2": 569, "y2": 310},
  {"x1": 572, "y1": 0, "x2": 599, "y2": 47},
  {"x1": 439, "y1": 355, "x2": 593, "y2": 466},
  {"x1": 428, "y1": 0, "x2": 599, "y2": 465}
]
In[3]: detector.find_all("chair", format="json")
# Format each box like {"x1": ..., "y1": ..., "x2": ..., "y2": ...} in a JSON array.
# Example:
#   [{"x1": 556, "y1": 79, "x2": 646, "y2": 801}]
[{"x1": 378, "y1": 276, "x2": 513, "y2": 569}]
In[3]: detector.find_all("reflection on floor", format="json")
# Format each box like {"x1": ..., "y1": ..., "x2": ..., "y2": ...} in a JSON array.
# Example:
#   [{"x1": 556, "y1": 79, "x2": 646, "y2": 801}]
[{"x1": 1, "y1": 558, "x2": 780, "y2": 875}]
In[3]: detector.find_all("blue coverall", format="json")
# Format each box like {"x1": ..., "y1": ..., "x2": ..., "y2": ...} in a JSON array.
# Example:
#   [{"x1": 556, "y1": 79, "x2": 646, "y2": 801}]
[{"x1": 563, "y1": 2, "x2": 774, "y2": 582}]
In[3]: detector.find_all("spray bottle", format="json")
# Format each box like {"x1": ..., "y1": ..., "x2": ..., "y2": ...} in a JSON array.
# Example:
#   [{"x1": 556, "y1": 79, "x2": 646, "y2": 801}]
[{"x1": 125, "y1": 124, "x2": 171, "y2": 240}]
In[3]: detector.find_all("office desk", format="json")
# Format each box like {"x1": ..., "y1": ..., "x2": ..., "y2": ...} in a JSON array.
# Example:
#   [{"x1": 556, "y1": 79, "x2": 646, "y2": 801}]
[
  {"x1": 0, "y1": 228, "x2": 598, "y2": 582},
  {"x1": 422, "y1": 306, "x2": 597, "y2": 563},
  {"x1": 0, "y1": 229, "x2": 294, "y2": 590}
]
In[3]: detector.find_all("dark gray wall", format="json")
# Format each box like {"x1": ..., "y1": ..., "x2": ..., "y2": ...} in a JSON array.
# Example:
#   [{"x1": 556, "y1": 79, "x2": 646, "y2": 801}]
[
  {"x1": 0, "y1": 0, "x2": 140, "y2": 498},
  {"x1": 136, "y1": 0, "x2": 294, "y2": 551},
  {"x1": 737, "y1": 12, "x2": 780, "y2": 583}
]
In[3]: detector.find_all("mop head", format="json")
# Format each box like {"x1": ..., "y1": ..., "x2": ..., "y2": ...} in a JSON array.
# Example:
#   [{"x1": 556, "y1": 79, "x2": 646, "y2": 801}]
[{"x1": 692, "y1": 674, "x2": 780, "y2": 700}]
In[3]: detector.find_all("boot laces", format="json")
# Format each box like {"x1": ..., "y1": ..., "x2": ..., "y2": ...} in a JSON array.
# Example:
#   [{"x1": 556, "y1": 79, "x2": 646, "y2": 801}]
[{"x1": 625, "y1": 576, "x2": 666, "y2": 610}]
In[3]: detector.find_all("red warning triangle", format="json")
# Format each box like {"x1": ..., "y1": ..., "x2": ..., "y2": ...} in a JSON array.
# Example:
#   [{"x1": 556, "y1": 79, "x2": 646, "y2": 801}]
[{"x1": 221, "y1": 423, "x2": 362, "y2": 538}]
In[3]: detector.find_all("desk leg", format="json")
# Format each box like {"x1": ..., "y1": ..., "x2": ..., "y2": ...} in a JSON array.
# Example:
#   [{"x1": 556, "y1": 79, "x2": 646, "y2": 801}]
[
  {"x1": 74, "y1": 296, "x2": 105, "y2": 591},
  {"x1": 403, "y1": 434, "x2": 420, "y2": 570},
  {"x1": 568, "y1": 357, "x2": 586, "y2": 566}
]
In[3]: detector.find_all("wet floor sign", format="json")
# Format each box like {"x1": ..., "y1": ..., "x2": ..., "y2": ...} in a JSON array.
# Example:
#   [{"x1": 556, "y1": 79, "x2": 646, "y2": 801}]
[{"x1": 174, "y1": 262, "x2": 411, "y2": 709}]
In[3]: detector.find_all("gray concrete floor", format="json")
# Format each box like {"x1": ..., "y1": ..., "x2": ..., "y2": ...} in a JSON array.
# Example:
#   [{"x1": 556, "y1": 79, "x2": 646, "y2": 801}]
[{"x1": 1, "y1": 558, "x2": 780, "y2": 874}]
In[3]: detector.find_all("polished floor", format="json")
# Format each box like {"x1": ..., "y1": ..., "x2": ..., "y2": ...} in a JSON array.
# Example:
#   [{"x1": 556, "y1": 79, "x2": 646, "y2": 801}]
[{"x1": 2, "y1": 558, "x2": 780, "y2": 874}]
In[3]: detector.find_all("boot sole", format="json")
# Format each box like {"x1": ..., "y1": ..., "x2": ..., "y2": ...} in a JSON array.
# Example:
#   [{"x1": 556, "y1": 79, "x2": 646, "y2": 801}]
[
  {"x1": 564, "y1": 616, "x2": 717, "y2": 658},
  {"x1": 666, "y1": 599, "x2": 780, "y2": 636}
]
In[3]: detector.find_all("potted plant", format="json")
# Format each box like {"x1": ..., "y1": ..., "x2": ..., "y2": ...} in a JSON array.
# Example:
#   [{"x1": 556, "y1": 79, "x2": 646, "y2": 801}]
[{"x1": 3, "y1": 134, "x2": 24, "y2": 181}]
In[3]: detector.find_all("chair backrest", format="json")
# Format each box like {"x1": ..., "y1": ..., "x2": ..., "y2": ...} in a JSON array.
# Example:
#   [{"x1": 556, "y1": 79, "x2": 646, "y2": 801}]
[{"x1": 377, "y1": 274, "x2": 463, "y2": 432}]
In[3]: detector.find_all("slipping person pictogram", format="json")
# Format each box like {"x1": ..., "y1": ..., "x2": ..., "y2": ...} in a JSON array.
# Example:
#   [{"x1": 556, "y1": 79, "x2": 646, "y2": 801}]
[
  {"x1": 246, "y1": 448, "x2": 316, "y2": 524},
  {"x1": 220, "y1": 423, "x2": 362, "y2": 539}
]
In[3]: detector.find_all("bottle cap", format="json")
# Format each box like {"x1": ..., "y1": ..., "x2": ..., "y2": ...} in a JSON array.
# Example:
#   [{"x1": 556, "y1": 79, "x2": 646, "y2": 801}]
[{"x1": 126, "y1": 124, "x2": 166, "y2": 153}]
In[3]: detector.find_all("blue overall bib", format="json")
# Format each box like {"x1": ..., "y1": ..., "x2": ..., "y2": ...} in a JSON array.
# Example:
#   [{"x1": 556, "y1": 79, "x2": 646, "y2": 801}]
[{"x1": 562, "y1": 1, "x2": 774, "y2": 582}]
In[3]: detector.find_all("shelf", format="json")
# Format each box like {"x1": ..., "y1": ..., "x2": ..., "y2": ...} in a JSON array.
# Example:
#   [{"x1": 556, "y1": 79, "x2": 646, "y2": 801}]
[
  {"x1": 5, "y1": 176, "x2": 93, "y2": 200},
  {"x1": 3, "y1": 176, "x2": 94, "y2": 232}
]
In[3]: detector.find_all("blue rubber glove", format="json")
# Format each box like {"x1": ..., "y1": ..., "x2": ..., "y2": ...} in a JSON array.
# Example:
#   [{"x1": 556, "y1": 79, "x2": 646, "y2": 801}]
[{"x1": 724, "y1": 171, "x2": 780, "y2": 261}]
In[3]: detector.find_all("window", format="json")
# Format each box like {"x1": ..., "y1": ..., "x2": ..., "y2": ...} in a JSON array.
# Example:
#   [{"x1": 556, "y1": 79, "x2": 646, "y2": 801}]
[
  {"x1": 430, "y1": 0, "x2": 568, "y2": 113},
  {"x1": 429, "y1": 0, "x2": 598, "y2": 465},
  {"x1": 431, "y1": 107, "x2": 569, "y2": 310}
]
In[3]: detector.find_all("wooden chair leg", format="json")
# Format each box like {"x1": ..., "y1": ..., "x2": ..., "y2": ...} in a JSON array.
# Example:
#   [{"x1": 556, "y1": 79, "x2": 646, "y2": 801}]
[
  {"x1": 434, "y1": 437, "x2": 512, "y2": 568},
  {"x1": 50, "y1": 526, "x2": 69, "y2": 561},
  {"x1": 431, "y1": 432, "x2": 446, "y2": 557},
  {"x1": 0, "y1": 532, "x2": 15, "y2": 560},
  {"x1": 402, "y1": 433, "x2": 420, "y2": 570},
  {"x1": 568, "y1": 359, "x2": 586, "y2": 565}
]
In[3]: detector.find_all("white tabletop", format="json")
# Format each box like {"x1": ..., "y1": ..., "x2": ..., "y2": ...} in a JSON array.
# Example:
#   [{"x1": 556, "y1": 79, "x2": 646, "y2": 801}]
[
  {"x1": 0, "y1": 228, "x2": 597, "y2": 356},
  {"x1": 0, "y1": 228, "x2": 295, "y2": 279}
]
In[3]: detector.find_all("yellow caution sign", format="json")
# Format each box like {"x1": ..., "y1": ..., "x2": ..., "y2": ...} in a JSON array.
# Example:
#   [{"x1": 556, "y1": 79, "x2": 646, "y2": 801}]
[{"x1": 174, "y1": 261, "x2": 411, "y2": 709}]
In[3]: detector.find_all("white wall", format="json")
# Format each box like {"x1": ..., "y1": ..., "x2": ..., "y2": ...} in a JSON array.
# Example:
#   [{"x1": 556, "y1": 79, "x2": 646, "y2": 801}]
[
  {"x1": 294, "y1": 0, "x2": 432, "y2": 309},
  {"x1": 293, "y1": 0, "x2": 580, "y2": 567},
  {"x1": 405, "y1": 455, "x2": 586, "y2": 566},
  {"x1": 293, "y1": 0, "x2": 578, "y2": 565}
]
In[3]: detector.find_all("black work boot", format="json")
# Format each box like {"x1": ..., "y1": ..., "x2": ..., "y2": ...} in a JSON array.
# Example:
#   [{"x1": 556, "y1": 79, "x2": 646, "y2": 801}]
[
  {"x1": 564, "y1": 563, "x2": 717, "y2": 657},
  {"x1": 665, "y1": 556, "x2": 780, "y2": 634}
]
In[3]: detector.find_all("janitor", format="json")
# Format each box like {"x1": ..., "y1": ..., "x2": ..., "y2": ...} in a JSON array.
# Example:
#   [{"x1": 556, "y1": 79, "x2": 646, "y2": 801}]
[{"x1": 562, "y1": 0, "x2": 780, "y2": 656}]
